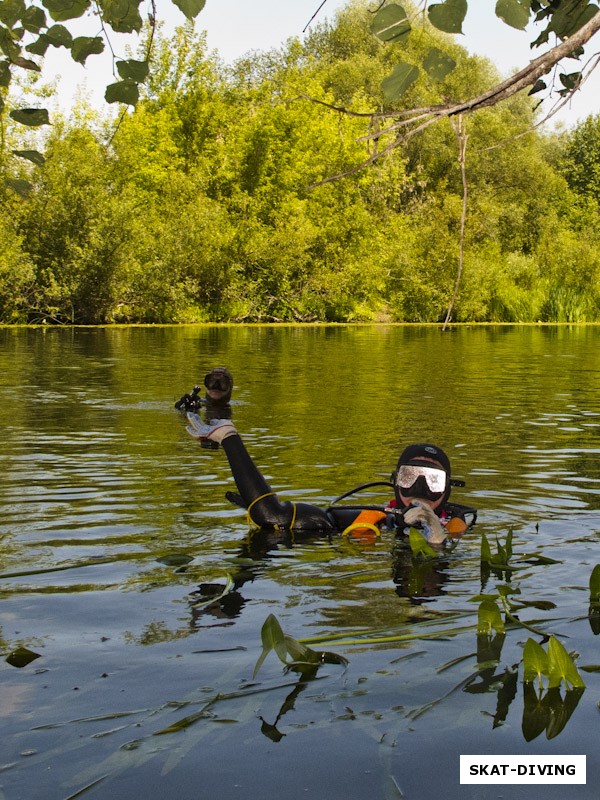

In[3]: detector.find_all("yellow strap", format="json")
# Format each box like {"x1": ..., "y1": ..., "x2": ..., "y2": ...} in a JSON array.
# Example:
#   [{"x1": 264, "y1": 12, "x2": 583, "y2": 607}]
[
  {"x1": 342, "y1": 522, "x2": 381, "y2": 537},
  {"x1": 246, "y1": 492, "x2": 296, "y2": 531},
  {"x1": 246, "y1": 491, "x2": 276, "y2": 526}
]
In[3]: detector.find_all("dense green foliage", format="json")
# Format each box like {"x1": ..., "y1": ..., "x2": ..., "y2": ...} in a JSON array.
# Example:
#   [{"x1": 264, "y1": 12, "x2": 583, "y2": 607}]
[{"x1": 1, "y1": 3, "x2": 600, "y2": 324}]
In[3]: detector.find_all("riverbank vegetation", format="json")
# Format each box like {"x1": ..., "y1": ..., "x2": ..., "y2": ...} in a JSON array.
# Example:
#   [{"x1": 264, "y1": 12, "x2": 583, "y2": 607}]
[{"x1": 2, "y1": 3, "x2": 600, "y2": 324}]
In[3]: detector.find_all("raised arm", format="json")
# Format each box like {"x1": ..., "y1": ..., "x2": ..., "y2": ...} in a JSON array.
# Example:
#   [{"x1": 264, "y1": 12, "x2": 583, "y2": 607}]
[{"x1": 186, "y1": 415, "x2": 334, "y2": 532}]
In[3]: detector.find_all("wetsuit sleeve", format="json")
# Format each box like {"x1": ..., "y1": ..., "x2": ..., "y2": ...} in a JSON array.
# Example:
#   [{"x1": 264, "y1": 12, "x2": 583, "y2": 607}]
[{"x1": 221, "y1": 434, "x2": 335, "y2": 532}]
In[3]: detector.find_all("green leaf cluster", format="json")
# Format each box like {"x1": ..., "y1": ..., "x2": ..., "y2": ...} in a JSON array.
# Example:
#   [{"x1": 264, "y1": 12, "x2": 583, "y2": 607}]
[{"x1": 523, "y1": 636, "x2": 585, "y2": 690}]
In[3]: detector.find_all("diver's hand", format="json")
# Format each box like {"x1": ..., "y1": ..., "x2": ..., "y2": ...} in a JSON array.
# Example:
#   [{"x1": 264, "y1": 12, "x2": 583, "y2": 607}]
[
  {"x1": 186, "y1": 413, "x2": 237, "y2": 444},
  {"x1": 403, "y1": 502, "x2": 447, "y2": 545}
]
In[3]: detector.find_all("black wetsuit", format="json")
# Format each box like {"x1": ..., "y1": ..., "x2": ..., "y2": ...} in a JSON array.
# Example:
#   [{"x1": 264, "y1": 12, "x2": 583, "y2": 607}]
[{"x1": 222, "y1": 434, "x2": 475, "y2": 535}]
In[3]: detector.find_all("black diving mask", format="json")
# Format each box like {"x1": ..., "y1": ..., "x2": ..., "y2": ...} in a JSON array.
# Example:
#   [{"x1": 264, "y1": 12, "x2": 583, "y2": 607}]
[{"x1": 204, "y1": 374, "x2": 229, "y2": 392}]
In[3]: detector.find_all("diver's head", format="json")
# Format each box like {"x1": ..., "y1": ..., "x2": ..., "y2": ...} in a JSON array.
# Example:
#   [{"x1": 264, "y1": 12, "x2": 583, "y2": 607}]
[
  {"x1": 393, "y1": 443, "x2": 451, "y2": 513},
  {"x1": 204, "y1": 367, "x2": 233, "y2": 404}
]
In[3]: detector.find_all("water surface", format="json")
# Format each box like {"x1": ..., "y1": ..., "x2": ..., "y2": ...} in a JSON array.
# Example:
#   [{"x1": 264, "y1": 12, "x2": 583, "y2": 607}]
[{"x1": 1, "y1": 325, "x2": 599, "y2": 799}]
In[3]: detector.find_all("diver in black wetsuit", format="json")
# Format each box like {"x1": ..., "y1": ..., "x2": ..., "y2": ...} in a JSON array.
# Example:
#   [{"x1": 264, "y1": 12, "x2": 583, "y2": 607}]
[
  {"x1": 186, "y1": 416, "x2": 476, "y2": 546},
  {"x1": 175, "y1": 367, "x2": 234, "y2": 420}
]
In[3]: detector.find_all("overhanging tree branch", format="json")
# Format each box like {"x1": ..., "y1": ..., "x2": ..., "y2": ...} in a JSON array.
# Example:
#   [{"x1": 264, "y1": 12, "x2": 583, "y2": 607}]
[{"x1": 308, "y1": 10, "x2": 600, "y2": 187}]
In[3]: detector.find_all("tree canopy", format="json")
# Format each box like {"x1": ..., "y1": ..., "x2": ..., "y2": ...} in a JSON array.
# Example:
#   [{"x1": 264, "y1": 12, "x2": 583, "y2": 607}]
[
  {"x1": 2, "y1": 1, "x2": 600, "y2": 126},
  {"x1": 1, "y1": 7, "x2": 600, "y2": 325}
]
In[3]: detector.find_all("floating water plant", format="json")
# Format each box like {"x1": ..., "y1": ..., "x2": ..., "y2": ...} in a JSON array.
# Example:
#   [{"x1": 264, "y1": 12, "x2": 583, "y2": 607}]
[
  {"x1": 253, "y1": 614, "x2": 348, "y2": 678},
  {"x1": 408, "y1": 527, "x2": 438, "y2": 559},
  {"x1": 523, "y1": 636, "x2": 585, "y2": 691}
]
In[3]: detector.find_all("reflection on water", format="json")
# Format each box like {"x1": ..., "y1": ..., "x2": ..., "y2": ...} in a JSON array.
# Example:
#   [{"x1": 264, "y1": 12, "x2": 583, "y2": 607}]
[{"x1": 1, "y1": 325, "x2": 599, "y2": 800}]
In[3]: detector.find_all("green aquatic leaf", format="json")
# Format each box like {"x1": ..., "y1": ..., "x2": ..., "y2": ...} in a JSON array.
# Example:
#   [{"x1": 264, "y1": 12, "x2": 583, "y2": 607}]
[
  {"x1": 381, "y1": 62, "x2": 419, "y2": 102},
  {"x1": 408, "y1": 527, "x2": 437, "y2": 559},
  {"x1": 283, "y1": 634, "x2": 317, "y2": 665},
  {"x1": 477, "y1": 598, "x2": 505, "y2": 636},
  {"x1": 590, "y1": 564, "x2": 600, "y2": 604},
  {"x1": 371, "y1": 4, "x2": 411, "y2": 43},
  {"x1": 495, "y1": 0, "x2": 531, "y2": 30},
  {"x1": 523, "y1": 637, "x2": 549, "y2": 685},
  {"x1": 428, "y1": 0, "x2": 467, "y2": 33},
  {"x1": 547, "y1": 636, "x2": 585, "y2": 690},
  {"x1": 5, "y1": 646, "x2": 41, "y2": 667},
  {"x1": 253, "y1": 613, "x2": 285, "y2": 677},
  {"x1": 480, "y1": 532, "x2": 492, "y2": 563}
]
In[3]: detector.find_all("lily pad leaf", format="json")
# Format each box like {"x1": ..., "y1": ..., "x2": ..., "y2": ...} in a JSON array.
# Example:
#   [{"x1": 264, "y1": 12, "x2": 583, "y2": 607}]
[
  {"x1": 428, "y1": 0, "x2": 467, "y2": 34},
  {"x1": 495, "y1": 0, "x2": 531, "y2": 31},
  {"x1": 371, "y1": 3, "x2": 411, "y2": 43},
  {"x1": 423, "y1": 47, "x2": 456, "y2": 81},
  {"x1": 71, "y1": 35, "x2": 104, "y2": 63},
  {"x1": 382, "y1": 62, "x2": 419, "y2": 102},
  {"x1": 171, "y1": 0, "x2": 206, "y2": 21},
  {"x1": 116, "y1": 58, "x2": 149, "y2": 82},
  {"x1": 9, "y1": 107, "x2": 50, "y2": 126},
  {"x1": 12, "y1": 149, "x2": 45, "y2": 165},
  {"x1": 105, "y1": 79, "x2": 139, "y2": 106}
]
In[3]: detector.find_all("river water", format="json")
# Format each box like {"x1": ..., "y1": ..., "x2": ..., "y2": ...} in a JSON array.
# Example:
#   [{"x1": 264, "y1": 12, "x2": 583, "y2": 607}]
[{"x1": 0, "y1": 325, "x2": 599, "y2": 799}]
